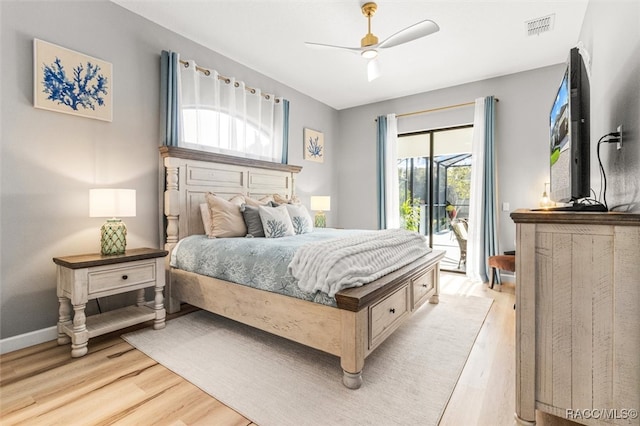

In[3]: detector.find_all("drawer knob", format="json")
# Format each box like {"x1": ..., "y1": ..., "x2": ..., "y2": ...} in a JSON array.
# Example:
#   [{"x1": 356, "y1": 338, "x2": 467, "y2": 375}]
[
  {"x1": 389, "y1": 308, "x2": 396, "y2": 314},
  {"x1": 122, "y1": 275, "x2": 128, "y2": 280},
  {"x1": 422, "y1": 283, "x2": 427, "y2": 287}
]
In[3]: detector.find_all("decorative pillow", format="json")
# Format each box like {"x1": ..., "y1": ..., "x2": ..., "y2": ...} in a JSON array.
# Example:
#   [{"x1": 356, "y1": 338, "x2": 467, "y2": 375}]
[
  {"x1": 240, "y1": 204, "x2": 266, "y2": 237},
  {"x1": 200, "y1": 203, "x2": 212, "y2": 235},
  {"x1": 272, "y1": 194, "x2": 291, "y2": 205},
  {"x1": 285, "y1": 204, "x2": 313, "y2": 234},
  {"x1": 289, "y1": 194, "x2": 301, "y2": 205},
  {"x1": 228, "y1": 194, "x2": 246, "y2": 205},
  {"x1": 204, "y1": 192, "x2": 246, "y2": 238},
  {"x1": 244, "y1": 195, "x2": 274, "y2": 207},
  {"x1": 258, "y1": 205, "x2": 295, "y2": 238}
]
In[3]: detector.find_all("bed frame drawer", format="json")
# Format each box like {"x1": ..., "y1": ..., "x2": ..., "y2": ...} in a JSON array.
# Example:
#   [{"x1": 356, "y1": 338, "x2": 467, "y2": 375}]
[
  {"x1": 412, "y1": 266, "x2": 436, "y2": 309},
  {"x1": 369, "y1": 283, "x2": 410, "y2": 350}
]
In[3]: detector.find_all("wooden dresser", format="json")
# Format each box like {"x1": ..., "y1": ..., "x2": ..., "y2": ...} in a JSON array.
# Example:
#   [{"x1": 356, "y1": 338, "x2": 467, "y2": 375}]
[{"x1": 511, "y1": 210, "x2": 640, "y2": 426}]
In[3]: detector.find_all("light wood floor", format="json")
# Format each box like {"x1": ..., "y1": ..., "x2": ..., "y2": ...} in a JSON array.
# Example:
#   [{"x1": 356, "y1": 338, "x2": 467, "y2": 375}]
[{"x1": 1, "y1": 273, "x2": 579, "y2": 425}]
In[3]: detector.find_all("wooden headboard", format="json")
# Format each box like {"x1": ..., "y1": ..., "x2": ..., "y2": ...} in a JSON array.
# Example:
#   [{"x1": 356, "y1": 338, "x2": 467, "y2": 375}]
[{"x1": 159, "y1": 146, "x2": 302, "y2": 252}]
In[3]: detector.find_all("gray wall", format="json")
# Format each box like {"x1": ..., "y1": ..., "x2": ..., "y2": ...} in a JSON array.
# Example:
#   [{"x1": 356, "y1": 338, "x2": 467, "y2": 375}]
[
  {"x1": 0, "y1": 0, "x2": 338, "y2": 339},
  {"x1": 579, "y1": 1, "x2": 639, "y2": 211},
  {"x1": 336, "y1": 64, "x2": 566, "y2": 253}
]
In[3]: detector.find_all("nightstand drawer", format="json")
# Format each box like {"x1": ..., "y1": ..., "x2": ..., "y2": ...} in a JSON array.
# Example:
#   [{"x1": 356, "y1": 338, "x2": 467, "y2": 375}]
[{"x1": 88, "y1": 261, "x2": 156, "y2": 294}]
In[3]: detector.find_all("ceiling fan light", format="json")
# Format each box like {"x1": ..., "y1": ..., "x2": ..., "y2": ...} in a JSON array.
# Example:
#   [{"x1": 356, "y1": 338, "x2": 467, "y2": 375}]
[
  {"x1": 361, "y1": 49, "x2": 378, "y2": 59},
  {"x1": 367, "y1": 59, "x2": 381, "y2": 82}
]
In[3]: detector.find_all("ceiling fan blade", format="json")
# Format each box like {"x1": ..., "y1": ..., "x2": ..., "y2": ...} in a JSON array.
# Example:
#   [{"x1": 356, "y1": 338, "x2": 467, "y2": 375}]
[
  {"x1": 367, "y1": 58, "x2": 381, "y2": 82},
  {"x1": 379, "y1": 19, "x2": 439, "y2": 49},
  {"x1": 304, "y1": 41, "x2": 362, "y2": 54}
]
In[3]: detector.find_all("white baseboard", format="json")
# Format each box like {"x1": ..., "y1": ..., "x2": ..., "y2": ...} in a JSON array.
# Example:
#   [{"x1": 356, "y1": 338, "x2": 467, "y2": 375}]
[
  {"x1": 498, "y1": 272, "x2": 516, "y2": 282},
  {"x1": 0, "y1": 325, "x2": 58, "y2": 355}
]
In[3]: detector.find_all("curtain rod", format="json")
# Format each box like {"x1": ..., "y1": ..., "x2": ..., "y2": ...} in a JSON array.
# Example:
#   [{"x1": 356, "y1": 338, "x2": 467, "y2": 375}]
[
  {"x1": 178, "y1": 59, "x2": 280, "y2": 103},
  {"x1": 397, "y1": 98, "x2": 499, "y2": 119}
]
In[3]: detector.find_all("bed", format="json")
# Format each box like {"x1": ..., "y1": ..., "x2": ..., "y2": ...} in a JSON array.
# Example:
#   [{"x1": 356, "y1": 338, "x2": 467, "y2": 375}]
[{"x1": 160, "y1": 146, "x2": 445, "y2": 388}]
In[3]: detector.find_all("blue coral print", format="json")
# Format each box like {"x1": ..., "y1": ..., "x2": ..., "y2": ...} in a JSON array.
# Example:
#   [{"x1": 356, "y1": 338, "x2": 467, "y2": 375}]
[
  {"x1": 265, "y1": 219, "x2": 287, "y2": 238},
  {"x1": 307, "y1": 135, "x2": 323, "y2": 159},
  {"x1": 292, "y1": 216, "x2": 310, "y2": 234},
  {"x1": 42, "y1": 57, "x2": 108, "y2": 111}
]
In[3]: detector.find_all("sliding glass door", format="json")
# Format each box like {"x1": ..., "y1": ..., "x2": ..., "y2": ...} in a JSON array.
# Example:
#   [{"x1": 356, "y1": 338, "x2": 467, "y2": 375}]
[{"x1": 397, "y1": 126, "x2": 473, "y2": 272}]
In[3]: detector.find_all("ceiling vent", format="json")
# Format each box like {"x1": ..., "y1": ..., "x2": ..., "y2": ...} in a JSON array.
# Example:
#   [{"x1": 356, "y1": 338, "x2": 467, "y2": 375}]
[{"x1": 526, "y1": 14, "x2": 555, "y2": 36}]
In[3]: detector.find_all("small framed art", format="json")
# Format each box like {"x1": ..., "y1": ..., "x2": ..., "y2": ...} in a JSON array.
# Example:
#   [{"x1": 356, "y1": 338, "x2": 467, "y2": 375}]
[
  {"x1": 303, "y1": 128, "x2": 324, "y2": 163},
  {"x1": 33, "y1": 39, "x2": 112, "y2": 122}
]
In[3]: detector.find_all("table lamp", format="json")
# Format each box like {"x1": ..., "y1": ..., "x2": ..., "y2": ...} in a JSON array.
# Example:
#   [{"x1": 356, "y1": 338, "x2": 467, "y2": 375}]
[
  {"x1": 89, "y1": 189, "x2": 136, "y2": 255},
  {"x1": 310, "y1": 196, "x2": 330, "y2": 228}
]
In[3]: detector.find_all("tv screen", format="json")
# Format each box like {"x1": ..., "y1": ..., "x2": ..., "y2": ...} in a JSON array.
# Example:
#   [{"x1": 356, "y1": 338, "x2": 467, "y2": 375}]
[
  {"x1": 550, "y1": 69, "x2": 570, "y2": 201},
  {"x1": 549, "y1": 48, "x2": 590, "y2": 203}
]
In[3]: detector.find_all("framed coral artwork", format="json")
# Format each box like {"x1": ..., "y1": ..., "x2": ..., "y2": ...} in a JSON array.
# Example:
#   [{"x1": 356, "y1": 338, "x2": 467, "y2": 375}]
[
  {"x1": 303, "y1": 128, "x2": 324, "y2": 163},
  {"x1": 33, "y1": 39, "x2": 112, "y2": 122}
]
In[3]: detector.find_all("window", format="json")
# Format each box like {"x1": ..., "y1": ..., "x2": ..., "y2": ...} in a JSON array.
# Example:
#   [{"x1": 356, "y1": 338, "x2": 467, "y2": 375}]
[
  {"x1": 181, "y1": 108, "x2": 274, "y2": 160},
  {"x1": 178, "y1": 59, "x2": 287, "y2": 163}
]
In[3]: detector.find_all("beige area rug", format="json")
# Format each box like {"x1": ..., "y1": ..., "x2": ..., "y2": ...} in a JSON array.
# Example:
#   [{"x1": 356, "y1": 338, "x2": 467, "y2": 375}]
[{"x1": 123, "y1": 294, "x2": 493, "y2": 426}]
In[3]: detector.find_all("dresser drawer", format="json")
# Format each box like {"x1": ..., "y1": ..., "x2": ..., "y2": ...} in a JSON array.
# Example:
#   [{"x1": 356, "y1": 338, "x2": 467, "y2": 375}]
[
  {"x1": 412, "y1": 267, "x2": 435, "y2": 308},
  {"x1": 88, "y1": 261, "x2": 156, "y2": 295},
  {"x1": 369, "y1": 284, "x2": 410, "y2": 349}
]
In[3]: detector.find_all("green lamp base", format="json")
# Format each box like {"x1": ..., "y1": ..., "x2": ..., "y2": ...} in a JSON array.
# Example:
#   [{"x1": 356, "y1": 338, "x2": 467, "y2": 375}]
[
  {"x1": 100, "y1": 219, "x2": 127, "y2": 255},
  {"x1": 314, "y1": 211, "x2": 326, "y2": 228}
]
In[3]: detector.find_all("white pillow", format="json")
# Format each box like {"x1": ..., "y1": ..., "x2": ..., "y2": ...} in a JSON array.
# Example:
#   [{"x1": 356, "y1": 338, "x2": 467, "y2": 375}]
[
  {"x1": 285, "y1": 204, "x2": 313, "y2": 234},
  {"x1": 258, "y1": 205, "x2": 295, "y2": 238}
]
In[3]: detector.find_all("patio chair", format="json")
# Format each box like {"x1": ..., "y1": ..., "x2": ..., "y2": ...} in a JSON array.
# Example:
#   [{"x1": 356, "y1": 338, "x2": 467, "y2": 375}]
[{"x1": 451, "y1": 219, "x2": 467, "y2": 269}]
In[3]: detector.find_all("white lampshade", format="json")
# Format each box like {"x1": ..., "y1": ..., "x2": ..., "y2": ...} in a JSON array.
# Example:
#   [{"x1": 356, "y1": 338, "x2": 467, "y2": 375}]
[
  {"x1": 89, "y1": 189, "x2": 136, "y2": 218},
  {"x1": 310, "y1": 196, "x2": 331, "y2": 212}
]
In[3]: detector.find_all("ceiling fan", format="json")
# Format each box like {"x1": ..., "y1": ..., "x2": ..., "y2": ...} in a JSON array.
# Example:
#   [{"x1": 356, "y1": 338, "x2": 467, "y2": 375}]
[{"x1": 305, "y1": 2, "x2": 439, "y2": 82}]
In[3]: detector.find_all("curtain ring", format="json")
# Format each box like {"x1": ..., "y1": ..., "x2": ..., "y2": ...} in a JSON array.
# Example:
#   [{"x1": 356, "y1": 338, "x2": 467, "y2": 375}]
[
  {"x1": 224, "y1": 78, "x2": 231, "y2": 84},
  {"x1": 204, "y1": 70, "x2": 210, "y2": 76},
  {"x1": 265, "y1": 95, "x2": 270, "y2": 100},
  {"x1": 250, "y1": 88, "x2": 256, "y2": 94},
  {"x1": 184, "y1": 62, "x2": 190, "y2": 68},
  {"x1": 234, "y1": 82, "x2": 240, "y2": 88}
]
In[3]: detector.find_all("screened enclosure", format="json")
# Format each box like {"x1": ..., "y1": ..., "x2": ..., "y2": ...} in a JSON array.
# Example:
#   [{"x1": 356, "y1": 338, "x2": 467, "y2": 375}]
[{"x1": 397, "y1": 126, "x2": 472, "y2": 271}]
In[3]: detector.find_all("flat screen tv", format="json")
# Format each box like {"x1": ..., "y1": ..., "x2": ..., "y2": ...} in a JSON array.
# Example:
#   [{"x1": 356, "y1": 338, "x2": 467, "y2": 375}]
[{"x1": 549, "y1": 47, "x2": 590, "y2": 203}]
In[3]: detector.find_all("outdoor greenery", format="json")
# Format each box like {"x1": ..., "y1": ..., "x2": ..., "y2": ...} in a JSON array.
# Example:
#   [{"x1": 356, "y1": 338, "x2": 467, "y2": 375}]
[
  {"x1": 398, "y1": 158, "x2": 428, "y2": 203},
  {"x1": 400, "y1": 193, "x2": 421, "y2": 232},
  {"x1": 447, "y1": 166, "x2": 471, "y2": 204},
  {"x1": 397, "y1": 159, "x2": 471, "y2": 234}
]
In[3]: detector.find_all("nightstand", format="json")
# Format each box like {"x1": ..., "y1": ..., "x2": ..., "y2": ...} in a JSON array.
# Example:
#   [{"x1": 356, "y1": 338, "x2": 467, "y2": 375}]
[{"x1": 53, "y1": 247, "x2": 169, "y2": 357}]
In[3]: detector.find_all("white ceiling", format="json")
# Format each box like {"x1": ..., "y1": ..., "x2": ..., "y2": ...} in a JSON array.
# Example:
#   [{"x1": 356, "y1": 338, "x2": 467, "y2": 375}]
[{"x1": 113, "y1": 0, "x2": 589, "y2": 110}]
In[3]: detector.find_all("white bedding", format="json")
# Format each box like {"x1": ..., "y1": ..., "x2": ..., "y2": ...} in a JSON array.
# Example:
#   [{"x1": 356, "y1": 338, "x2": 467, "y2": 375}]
[{"x1": 289, "y1": 228, "x2": 431, "y2": 297}]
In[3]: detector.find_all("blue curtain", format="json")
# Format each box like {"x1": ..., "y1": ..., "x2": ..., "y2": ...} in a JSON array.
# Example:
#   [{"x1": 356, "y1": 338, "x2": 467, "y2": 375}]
[
  {"x1": 481, "y1": 96, "x2": 498, "y2": 282},
  {"x1": 281, "y1": 99, "x2": 290, "y2": 164},
  {"x1": 160, "y1": 50, "x2": 179, "y2": 147},
  {"x1": 376, "y1": 116, "x2": 388, "y2": 230}
]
